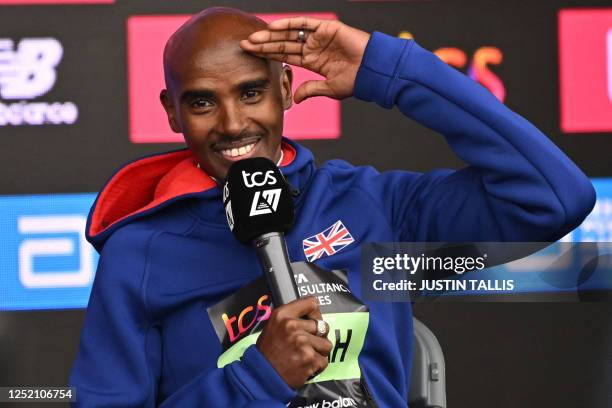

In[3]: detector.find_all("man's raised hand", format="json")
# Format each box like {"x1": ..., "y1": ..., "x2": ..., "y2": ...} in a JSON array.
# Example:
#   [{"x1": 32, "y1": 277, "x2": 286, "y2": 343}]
[{"x1": 240, "y1": 17, "x2": 370, "y2": 104}]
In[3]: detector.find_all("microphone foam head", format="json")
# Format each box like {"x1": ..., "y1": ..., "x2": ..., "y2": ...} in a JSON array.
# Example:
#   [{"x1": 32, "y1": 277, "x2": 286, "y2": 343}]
[{"x1": 222, "y1": 157, "x2": 294, "y2": 243}]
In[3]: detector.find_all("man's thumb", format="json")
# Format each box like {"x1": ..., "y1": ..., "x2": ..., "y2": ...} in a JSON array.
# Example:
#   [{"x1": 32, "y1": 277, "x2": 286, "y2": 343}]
[{"x1": 294, "y1": 80, "x2": 333, "y2": 104}]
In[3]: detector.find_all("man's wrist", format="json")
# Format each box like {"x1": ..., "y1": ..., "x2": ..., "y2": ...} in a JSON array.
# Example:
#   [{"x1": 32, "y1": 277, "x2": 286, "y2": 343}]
[
  {"x1": 234, "y1": 345, "x2": 297, "y2": 402},
  {"x1": 353, "y1": 31, "x2": 415, "y2": 108}
]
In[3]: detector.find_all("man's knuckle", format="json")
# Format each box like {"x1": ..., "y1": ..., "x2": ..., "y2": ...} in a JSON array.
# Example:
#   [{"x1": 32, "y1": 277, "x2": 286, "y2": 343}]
[
  {"x1": 308, "y1": 296, "x2": 319, "y2": 310},
  {"x1": 301, "y1": 347, "x2": 315, "y2": 362},
  {"x1": 294, "y1": 333, "x2": 307, "y2": 347},
  {"x1": 272, "y1": 307, "x2": 285, "y2": 319},
  {"x1": 284, "y1": 319, "x2": 298, "y2": 332},
  {"x1": 278, "y1": 319, "x2": 292, "y2": 334}
]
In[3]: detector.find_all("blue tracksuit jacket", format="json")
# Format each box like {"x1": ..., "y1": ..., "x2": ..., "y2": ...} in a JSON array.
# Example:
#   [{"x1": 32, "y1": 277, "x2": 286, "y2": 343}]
[{"x1": 69, "y1": 32, "x2": 595, "y2": 407}]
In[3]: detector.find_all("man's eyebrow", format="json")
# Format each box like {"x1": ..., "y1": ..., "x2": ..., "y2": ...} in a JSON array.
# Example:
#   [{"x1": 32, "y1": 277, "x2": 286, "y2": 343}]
[{"x1": 236, "y1": 79, "x2": 271, "y2": 92}]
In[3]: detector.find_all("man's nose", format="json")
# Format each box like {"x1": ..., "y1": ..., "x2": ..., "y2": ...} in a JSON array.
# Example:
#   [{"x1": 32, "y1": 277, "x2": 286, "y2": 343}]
[{"x1": 217, "y1": 102, "x2": 247, "y2": 137}]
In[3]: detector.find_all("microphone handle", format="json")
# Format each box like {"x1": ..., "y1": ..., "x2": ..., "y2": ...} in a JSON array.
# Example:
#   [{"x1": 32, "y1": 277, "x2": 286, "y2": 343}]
[{"x1": 254, "y1": 232, "x2": 300, "y2": 306}]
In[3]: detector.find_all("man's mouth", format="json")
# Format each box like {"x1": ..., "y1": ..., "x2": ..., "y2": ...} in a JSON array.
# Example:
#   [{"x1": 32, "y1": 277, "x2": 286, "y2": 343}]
[
  {"x1": 219, "y1": 141, "x2": 257, "y2": 158},
  {"x1": 214, "y1": 137, "x2": 261, "y2": 161}
]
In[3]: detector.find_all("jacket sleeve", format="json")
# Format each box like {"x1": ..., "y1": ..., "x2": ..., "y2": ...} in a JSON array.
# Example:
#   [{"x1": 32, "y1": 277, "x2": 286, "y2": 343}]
[
  {"x1": 352, "y1": 31, "x2": 596, "y2": 242},
  {"x1": 69, "y1": 228, "x2": 295, "y2": 407}
]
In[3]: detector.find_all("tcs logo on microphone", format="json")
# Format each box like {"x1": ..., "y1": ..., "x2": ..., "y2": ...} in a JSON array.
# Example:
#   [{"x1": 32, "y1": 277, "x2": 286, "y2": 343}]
[{"x1": 242, "y1": 170, "x2": 277, "y2": 188}]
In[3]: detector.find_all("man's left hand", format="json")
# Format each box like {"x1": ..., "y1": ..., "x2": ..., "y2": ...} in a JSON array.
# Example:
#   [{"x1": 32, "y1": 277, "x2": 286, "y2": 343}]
[{"x1": 240, "y1": 17, "x2": 370, "y2": 103}]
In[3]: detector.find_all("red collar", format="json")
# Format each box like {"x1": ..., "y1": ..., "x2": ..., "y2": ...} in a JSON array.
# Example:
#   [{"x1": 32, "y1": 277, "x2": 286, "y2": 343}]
[{"x1": 89, "y1": 142, "x2": 296, "y2": 237}]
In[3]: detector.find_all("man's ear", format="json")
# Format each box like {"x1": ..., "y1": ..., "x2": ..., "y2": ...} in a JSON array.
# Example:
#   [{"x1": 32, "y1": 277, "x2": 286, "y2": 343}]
[
  {"x1": 159, "y1": 89, "x2": 182, "y2": 133},
  {"x1": 280, "y1": 65, "x2": 293, "y2": 111}
]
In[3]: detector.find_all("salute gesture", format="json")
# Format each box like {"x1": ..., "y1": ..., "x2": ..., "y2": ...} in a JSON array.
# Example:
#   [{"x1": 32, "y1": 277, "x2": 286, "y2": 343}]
[{"x1": 240, "y1": 17, "x2": 371, "y2": 103}]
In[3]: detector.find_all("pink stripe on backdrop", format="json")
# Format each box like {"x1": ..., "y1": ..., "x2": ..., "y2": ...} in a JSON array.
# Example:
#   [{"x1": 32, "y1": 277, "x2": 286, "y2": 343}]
[
  {"x1": 0, "y1": 0, "x2": 113, "y2": 4},
  {"x1": 558, "y1": 8, "x2": 612, "y2": 133}
]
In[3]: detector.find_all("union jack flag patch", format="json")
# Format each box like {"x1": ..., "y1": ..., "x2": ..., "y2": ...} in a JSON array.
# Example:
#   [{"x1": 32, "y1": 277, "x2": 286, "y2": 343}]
[{"x1": 302, "y1": 220, "x2": 355, "y2": 262}]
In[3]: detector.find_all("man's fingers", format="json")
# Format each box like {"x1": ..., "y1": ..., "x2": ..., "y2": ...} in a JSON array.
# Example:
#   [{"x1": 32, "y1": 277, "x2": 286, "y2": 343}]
[
  {"x1": 267, "y1": 16, "x2": 323, "y2": 31},
  {"x1": 240, "y1": 40, "x2": 303, "y2": 55},
  {"x1": 247, "y1": 29, "x2": 305, "y2": 43},
  {"x1": 243, "y1": 52, "x2": 304, "y2": 67},
  {"x1": 289, "y1": 328, "x2": 332, "y2": 355},
  {"x1": 294, "y1": 80, "x2": 334, "y2": 104},
  {"x1": 309, "y1": 333, "x2": 333, "y2": 356},
  {"x1": 284, "y1": 318, "x2": 323, "y2": 335},
  {"x1": 277, "y1": 296, "x2": 320, "y2": 320},
  {"x1": 308, "y1": 353, "x2": 330, "y2": 380},
  {"x1": 290, "y1": 317, "x2": 329, "y2": 338}
]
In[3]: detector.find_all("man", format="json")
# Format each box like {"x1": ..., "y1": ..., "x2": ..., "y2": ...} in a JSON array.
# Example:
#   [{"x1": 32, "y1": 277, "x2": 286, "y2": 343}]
[{"x1": 69, "y1": 6, "x2": 595, "y2": 407}]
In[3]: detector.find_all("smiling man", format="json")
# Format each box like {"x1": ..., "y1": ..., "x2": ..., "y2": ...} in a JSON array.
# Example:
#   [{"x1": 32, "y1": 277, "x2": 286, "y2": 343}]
[
  {"x1": 159, "y1": 11, "x2": 292, "y2": 179},
  {"x1": 69, "y1": 6, "x2": 595, "y2": 408}
]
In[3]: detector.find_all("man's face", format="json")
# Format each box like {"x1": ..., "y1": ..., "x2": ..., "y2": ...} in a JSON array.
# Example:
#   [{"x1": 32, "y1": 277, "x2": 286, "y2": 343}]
[{"x1": 161, "y1": 37, "x2": 292, "y2": 181}]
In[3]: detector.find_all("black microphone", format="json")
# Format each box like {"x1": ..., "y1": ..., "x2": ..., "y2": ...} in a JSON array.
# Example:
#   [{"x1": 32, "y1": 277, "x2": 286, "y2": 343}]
[{"x1": 223, "y1": 157, "x2": 300, "y2": 305}]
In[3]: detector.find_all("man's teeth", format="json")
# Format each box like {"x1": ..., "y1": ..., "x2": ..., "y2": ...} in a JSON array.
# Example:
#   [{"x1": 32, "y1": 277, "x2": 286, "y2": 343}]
[{"x1": 221, "y1": 142, "x2": 256, "y2": 158}]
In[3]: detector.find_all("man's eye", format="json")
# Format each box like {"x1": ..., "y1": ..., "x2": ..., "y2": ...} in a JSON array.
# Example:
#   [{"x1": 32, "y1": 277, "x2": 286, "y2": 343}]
[
  {"x1": 242, "y1": 90, "x2": 261, "y2": 100},
  {"x1": 192, "y1": 99, "x2": 213, "y2": 109}
]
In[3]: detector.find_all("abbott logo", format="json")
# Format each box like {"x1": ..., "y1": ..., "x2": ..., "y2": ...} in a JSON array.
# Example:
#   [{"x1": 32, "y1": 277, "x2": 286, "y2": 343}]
[
  {"x1": 0, "y1": 37, "x2": 78, "y2": 126},
  {"x1": 249, "y1": 189, "x2": 281, "y2": 216},
  {"x1": 18, "y1": 215, "x2": 94, "y2": 288}
]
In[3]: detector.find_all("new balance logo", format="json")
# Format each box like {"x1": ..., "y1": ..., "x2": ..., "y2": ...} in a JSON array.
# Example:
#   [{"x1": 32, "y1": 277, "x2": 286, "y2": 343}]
[
  {"x1": 0, "y1": 37, "x2": 78, "y2": 126},
  {"x1": 249, "y1": 188, "x2": 281, "y2": 216},
  {"x1": 296, "y1": 397, "x2": 357, "y2": 408},
  {"x1": 0, "y1": 38, "x2": 61, "y2": 99}
]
